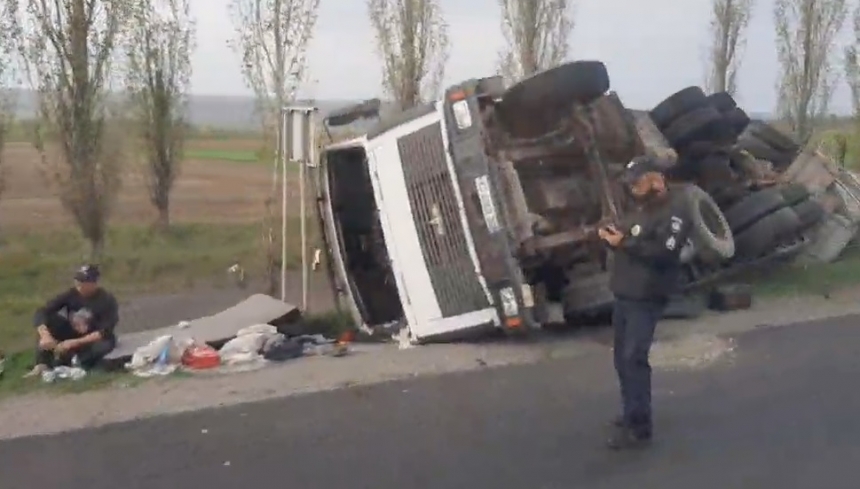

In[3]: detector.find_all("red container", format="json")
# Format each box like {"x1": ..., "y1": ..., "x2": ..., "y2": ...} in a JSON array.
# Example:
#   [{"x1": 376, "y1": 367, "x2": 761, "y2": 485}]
[{"x1": 182, "y1": 345, "x2": 221, "y2": 370}]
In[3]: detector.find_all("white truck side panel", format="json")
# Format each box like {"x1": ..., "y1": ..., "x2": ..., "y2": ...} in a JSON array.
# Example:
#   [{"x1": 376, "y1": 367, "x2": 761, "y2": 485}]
[{"x1": 366, "y1": 109, "x2": 496, "y2": 340}]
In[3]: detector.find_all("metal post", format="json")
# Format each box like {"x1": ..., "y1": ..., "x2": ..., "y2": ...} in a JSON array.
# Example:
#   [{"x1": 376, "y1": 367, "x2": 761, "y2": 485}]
[
  {"x1": 280, "y1": 110, "x2": 288, "y2": 302},
  {"x1": 282, "y1": 105, "x2": 318, "y2": 311}
]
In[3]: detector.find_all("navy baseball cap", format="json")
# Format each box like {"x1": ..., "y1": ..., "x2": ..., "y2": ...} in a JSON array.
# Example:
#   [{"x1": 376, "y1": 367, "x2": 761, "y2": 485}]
[
  {"x1": 74, "y1": 264, "x2": 101, "y2": 283},
  {"x1": 621, "y1": 156, "x2": 663, "y2": 187}
]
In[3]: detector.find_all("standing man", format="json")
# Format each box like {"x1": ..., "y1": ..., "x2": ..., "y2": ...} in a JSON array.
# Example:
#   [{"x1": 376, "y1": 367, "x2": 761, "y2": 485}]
[
  {"x1": 598, "y1": 156, "x2": 692, "y2": 450},
  {"x1": 25, "y1": 265, "x2": 119, "y2": 377}
]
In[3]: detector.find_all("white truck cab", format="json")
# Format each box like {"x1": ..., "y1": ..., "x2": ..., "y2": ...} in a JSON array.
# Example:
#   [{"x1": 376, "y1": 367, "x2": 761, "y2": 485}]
[{"x1": 318, "y1": 96, "x2": 532, "y2": 344}]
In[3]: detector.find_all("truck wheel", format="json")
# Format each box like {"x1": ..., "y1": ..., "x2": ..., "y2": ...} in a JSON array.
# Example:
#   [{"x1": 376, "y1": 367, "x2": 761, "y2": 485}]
[
  {"x1": 707, "y1": 91, "x2": 737, "y2": 112},
  {"x1": 735, "y1": 134, "x2": 792, "y2": 167},
  {"x1": 650, "y1": 86, "x2": 708, "y2": 129},
  {"x1": 497, "y1": 60, "x2": 609, "y2": 138},
  {"x1": 663, "y1": 106, "x2": 725, "y2": 149},
  {"x1": 724, "y1": 107, "x2": 750, "y2": 136},
  {"x1": 748, "y1": 120, "x2": 800, "y2": 154},
  {"x1": 801, "y1": 213, "x2": 857, "y2": 263},
  {"x1": 734, "y1": 207, "x2": 800, "y2": 260},
  {"x1": 780, "y1": 183, "x2": 810, "y2": 206},
  {"x1": 723, "y1": 187, "x2": 786, "y2": 233},
  {"x1": 562, "y1": 272, "x2": 614, "y2": 318},
  {"x1": 662, "y1": 293, "x2": 707, "y2": 319},
  {"x1": 791, "y1": 198, "x2": 825, "y2": 231},
  {"x1": 682, "y1": 184, "x2": 735, "y2": 262}
]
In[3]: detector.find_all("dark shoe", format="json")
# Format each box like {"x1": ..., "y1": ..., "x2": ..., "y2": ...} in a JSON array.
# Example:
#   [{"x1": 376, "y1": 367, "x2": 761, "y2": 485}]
[{"x1": 606, "y1": 426, "x2": 651, "y2": 450}]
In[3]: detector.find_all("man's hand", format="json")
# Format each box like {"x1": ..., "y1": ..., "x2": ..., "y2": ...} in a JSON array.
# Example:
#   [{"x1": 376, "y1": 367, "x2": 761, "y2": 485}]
[
  {"x1": 598, "y1": 225, "x2": 624, "y2": 247},
  {"x1": 54, "y1": 340, "x2": 77, "y2": 354},
  {"x1": 37, "y1": 327, "x2": 57, "y2": 350}
]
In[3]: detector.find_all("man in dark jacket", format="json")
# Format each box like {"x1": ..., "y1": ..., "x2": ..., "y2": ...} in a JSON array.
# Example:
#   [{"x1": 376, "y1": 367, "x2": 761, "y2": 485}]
[
  {"x1": 25, "y1": 265, "x2": 119, "y2": 377},
  {"x1": 598, "y1": 156, "x2": 692, "y2": 450}
]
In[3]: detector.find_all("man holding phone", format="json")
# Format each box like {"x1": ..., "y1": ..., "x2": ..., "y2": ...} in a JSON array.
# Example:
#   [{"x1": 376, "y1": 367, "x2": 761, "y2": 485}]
[{"x1": 598, "y1": 156, "x2": 692, "y2": 450}]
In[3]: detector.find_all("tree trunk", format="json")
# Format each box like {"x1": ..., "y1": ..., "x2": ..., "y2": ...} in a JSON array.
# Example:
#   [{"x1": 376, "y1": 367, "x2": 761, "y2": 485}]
[
  {"x1": 154, "y1": 205, "x2": 170, "y2": 231},
  {"x1": 88, "y1": 236, "x2": 105, "y2": 263}
]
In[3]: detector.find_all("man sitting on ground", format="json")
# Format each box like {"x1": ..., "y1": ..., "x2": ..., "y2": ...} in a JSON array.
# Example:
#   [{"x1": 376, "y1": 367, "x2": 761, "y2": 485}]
[{"x1": 25, "y1": 265, "x2": 119, "y2": 377}]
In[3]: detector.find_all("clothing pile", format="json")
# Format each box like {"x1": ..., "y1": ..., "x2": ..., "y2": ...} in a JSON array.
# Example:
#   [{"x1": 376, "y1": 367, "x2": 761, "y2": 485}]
[{"x1": 125, "y1": 324, "x2": 348, "y2": 377}]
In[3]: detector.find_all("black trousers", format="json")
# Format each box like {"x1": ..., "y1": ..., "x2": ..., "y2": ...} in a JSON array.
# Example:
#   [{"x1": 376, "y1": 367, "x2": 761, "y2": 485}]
[
  {"x1": 612, "y1": 298, "x2": 665, "y2": 436},
  {"x1": 35, "y1": 315, "x2": 116, "y2": 369}
]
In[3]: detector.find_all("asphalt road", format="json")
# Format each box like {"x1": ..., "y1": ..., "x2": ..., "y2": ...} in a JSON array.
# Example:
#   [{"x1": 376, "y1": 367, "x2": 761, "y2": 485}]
[{"x1": 2, "y1": 315, "x2": 859, "y2": 489}]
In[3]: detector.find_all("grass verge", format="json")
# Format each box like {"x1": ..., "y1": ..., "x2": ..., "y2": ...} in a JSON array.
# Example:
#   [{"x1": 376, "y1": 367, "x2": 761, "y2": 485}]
[
  {"x1": 185, "y1": 148, "x2": 260, "y2": 163},
  {"x1": 750, "y1": 245, "x2": 860, "y2": 297}
]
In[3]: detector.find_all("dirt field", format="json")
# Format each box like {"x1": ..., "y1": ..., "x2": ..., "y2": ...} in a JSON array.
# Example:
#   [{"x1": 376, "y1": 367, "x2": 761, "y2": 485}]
[{"x1": 0, "y1": 139, "x2": 304, "y2": 229}]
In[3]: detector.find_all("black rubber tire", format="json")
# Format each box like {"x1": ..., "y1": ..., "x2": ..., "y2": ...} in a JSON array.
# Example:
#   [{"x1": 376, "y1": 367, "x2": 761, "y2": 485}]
[
  {"x1": 562, "y1": 272, "x2": 614, "y2": 317},
  {"x1": 724, "y1": 107, "x2": 750, "y2": 136},
  {"x1": 662, "y1": 293, "x2": 707, "y2": 319},
  {"x1": 735, "y1": 134, "x2": 794, "y2": 167},
  {"x1": 791, "y1": 198, "x2": 826, "y2": 231},
  {"x1": 747, "y1": 120, "x2": 800, "y2": 153},
  {"x1": 733, "y1": 207, "x2": 801, "y2": 260},
  {"x1": 682, "y1": 184, "x2": 735, "y2": 262},
  {"x1": 497, "y1": 60, "x2": 609, "y2": 138},
  {"x1": 780, "y1": 183, "x2": 810, "y2": 206},
  {"x1": 650, "y1": 86, "x2": 709, "y2": 129},
  {"x1": 707, "y1": 91, "x2": 737, "y2": 112},
  {"x1": 723, "y1": 187, "x2": 787, "y2": 233},
  {"x1": 662, "y1": 106, "x2": 726, "y2": 149}
]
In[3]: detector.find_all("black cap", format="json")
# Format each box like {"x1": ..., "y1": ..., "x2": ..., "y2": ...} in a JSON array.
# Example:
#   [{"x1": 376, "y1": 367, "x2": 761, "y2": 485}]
[
  {"x1": 621, "y1": 156, "x2": 663, "y2": 187},
  {"x1": 73, "y1": 264, "x2": 100, "y2": 283}
]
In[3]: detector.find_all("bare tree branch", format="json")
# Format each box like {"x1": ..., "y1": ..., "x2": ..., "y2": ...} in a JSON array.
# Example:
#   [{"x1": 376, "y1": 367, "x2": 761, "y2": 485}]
[
  {"x1": 704, "y1": 0, "x2": 754, "y2": 95},
  {"x1": 13, "y1": 0, "x2": 130, "y2": 259},
  {"x1": 845, "y1": 4, "x2": 860, "y2": 119},
  {"x1": 774, "y1": 0, "x2": 847, "y2": 143},
  {"x1": 228, "y1": 0, "x2": 320, "y2": 295},
  {"x1": 368, "y1": 0, "x2": 450, "y2": 110},
  {"x1": 0, "y1": 0, "x2": 23, "y2": 201},
  {"x1": 125, "y1": 0, "x2": 195, "y2": 230},
  {"x1": 228, "y1": 0, "x2": 319, "y2": 130},
  {"x1": 497, "y1": 0, "x2": 573, "y2": 84}
]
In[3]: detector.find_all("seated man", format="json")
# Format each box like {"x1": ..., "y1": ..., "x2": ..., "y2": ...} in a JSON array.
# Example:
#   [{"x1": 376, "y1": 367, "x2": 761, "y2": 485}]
[{"x1": 25, "y1": 265, "x2": 119, "y2": 377}]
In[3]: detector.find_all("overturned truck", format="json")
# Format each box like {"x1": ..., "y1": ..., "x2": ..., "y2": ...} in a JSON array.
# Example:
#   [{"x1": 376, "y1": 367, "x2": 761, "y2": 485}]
[{"x1": 315, "y1": 61, "x2": 853, "y2": 344}]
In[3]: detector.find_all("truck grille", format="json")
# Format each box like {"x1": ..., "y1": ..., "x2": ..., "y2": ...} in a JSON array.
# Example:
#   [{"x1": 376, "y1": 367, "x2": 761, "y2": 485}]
[{"x1": 397, "y1": 123, "x2": 489, "y2": 317}]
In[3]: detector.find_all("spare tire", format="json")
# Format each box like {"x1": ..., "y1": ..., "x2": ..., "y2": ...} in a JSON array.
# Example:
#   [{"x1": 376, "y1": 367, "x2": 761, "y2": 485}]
[
  {"x1": 707, "y1": 91, "x2": 737, "y2": 112},
  {"x1": 650, "y1": 86, "x2": 709, "y2": 128},
  {"x1": 734, "y1": 207, "x2": 801, "y2": 260},
  {"x1": 724, "y1": 107, "x2": 750, "y2": 136},
  {"x1": 723, "y1": 187, "x2": 787, "y2": 233},
  {"x1": 662, "y1": 106, "x2": 726, "y2": 149},
  {"x1": 681, "y1": 184, "x2": 735, "y2": 262},
  {"x1": 736, "y1": 134, "x2": 793, "y2": 166},
  {"x1": 747, "y1": 120, "x2": 800, "y2": 153},
  {"x1": 497, "y1": 61, "x2": 609, "y2": 138},
  {"x1": 780, "y1": 183, "x2": 810, "y2": 206},
  {"x1": 791, "y1": 198, "x2": 825, "y2": 231}
]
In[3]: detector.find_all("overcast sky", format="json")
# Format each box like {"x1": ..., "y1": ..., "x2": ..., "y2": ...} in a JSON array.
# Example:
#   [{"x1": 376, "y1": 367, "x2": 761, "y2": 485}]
[{"x1": 193, "y1": 0, "x2": 855, "y2": 113}]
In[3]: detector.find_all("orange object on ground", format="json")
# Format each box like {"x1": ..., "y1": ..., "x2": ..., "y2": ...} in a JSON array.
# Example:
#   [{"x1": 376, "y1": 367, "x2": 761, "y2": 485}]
[{"x1": 182, "y1": 344, "x2": 221, "y2": 370}]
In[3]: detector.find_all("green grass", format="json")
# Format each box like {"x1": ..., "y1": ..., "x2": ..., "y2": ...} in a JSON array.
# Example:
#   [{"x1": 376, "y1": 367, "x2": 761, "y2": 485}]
[
  {"x1": 750, "y1": 245, "x2": 860, "y2": 297},
  {"x1": 0, "y1": 222, "x2": 296, "y2": 352},
  {"x1": 185, "y1": 149, "x2": 261, "y2": 163}
]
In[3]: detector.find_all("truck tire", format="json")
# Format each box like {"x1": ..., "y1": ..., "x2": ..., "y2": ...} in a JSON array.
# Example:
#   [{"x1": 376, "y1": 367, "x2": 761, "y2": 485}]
[
  {"x1": 562, "y1": 272, "x2": 614, "y2": 317},
  {"x1": 497, "y1": 60, "x2": 609, "y2": 138},
  {"x1": 682, "y1": 184, "x2": 735, "y2": 262},
  {"x1": 723, "y1": 187, "x2": 787, "y2": 233},
  {"x1": 724, "y1": 107, "x2": 750, "y2": 136},
  {"x1": 650, "y1": 86, "x2": 708, "y2": 128},
  {"x1": 801, "y1": 213, "x2": 857, "y2": 263},
  {"x1": 780, "y1": 182, "x2": 810, "y2": 206},
  {"x1": 662, "y1": 293, "x2": 707, "y2": 319},
  {"x1": 736, "y1": 134, "x2": 793, "y2": 167},
  {"x1": 791, "y1": 198, "x2": 826, "y2": 231},
  {"x1": 748, "y1": 120, "x2": 800, "y2": 153},
  {"x1": 707, "y1": 91, "x2": 737, "y2": 112},
  {"x1": 662, "y1": 106, "x2": 725, "y2": 149},
  {"x1": 734, "y1": 207, "x2": 800, "y2": 260}
]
